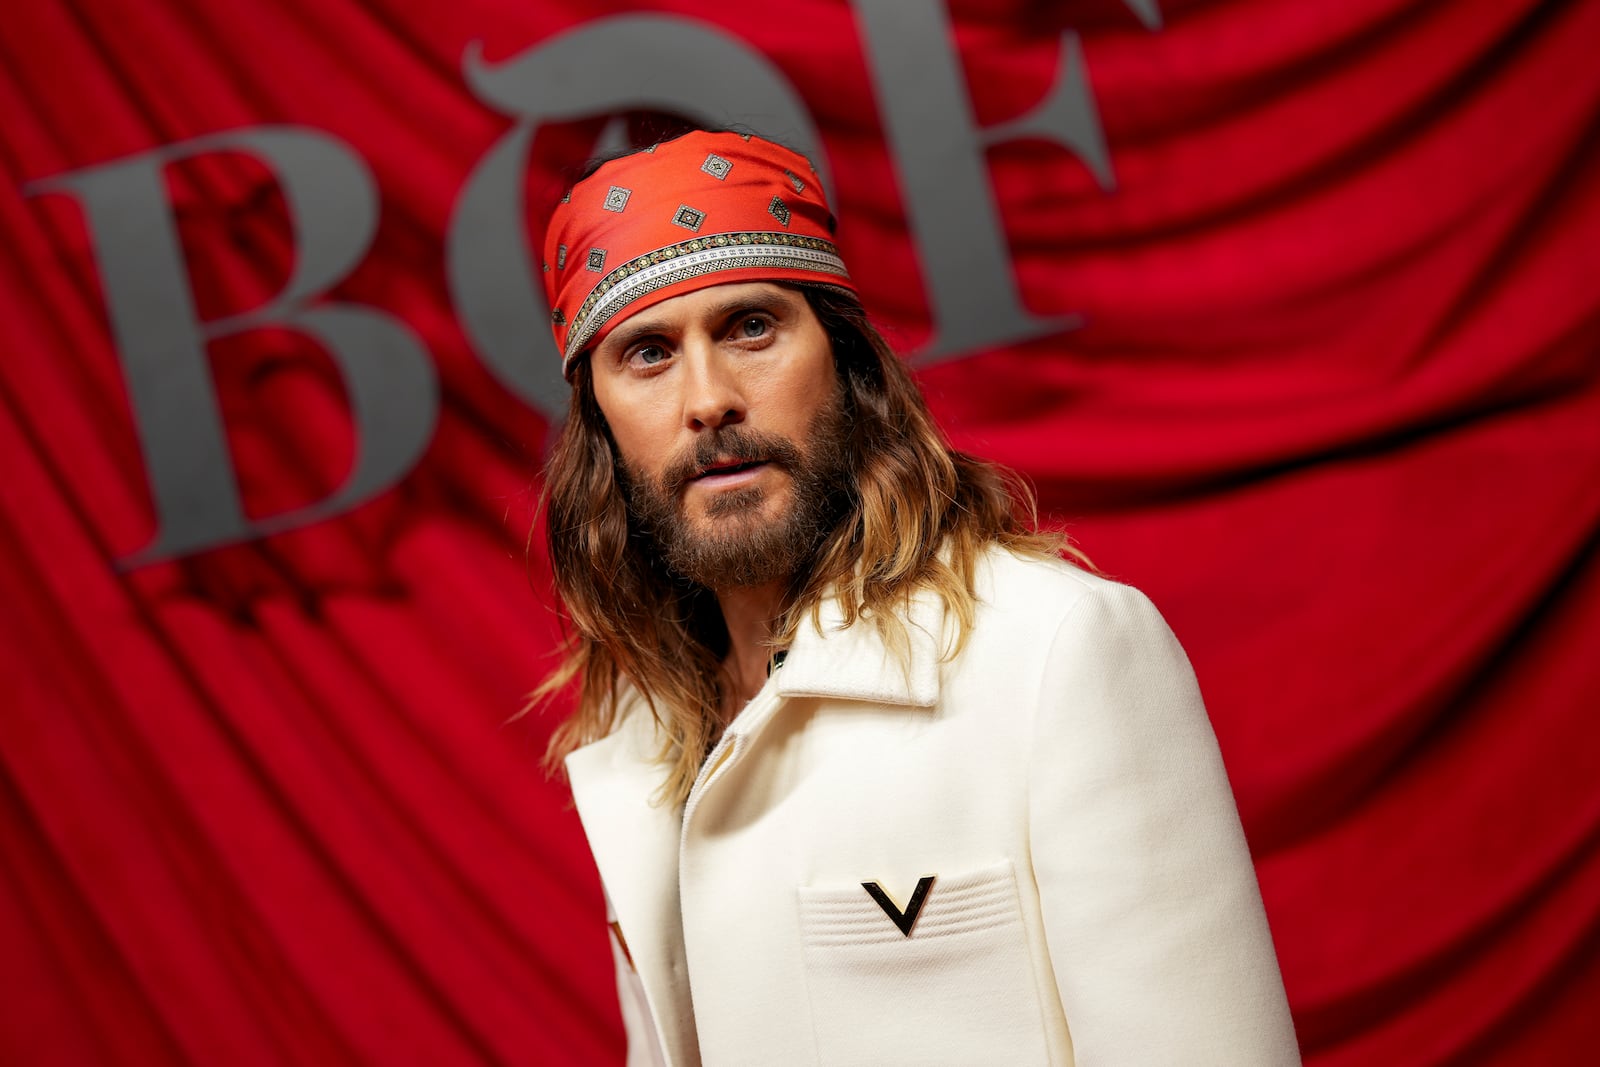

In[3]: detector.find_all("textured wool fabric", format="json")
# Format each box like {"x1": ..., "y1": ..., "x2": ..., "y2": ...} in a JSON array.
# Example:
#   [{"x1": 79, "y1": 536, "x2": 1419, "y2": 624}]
[
  {"x1": 542, "y1": 130, "x2": 854, "y2": 375},
  {"x1": 567, "y1": 550, "x2": 1301, "y2": 1064},
  {"x1": 797, "y1": 861, "x2": 1050, "y2": 1063},
  {"x1": 2, "y1": 1, "x2": 1598, "y2": 1064}
]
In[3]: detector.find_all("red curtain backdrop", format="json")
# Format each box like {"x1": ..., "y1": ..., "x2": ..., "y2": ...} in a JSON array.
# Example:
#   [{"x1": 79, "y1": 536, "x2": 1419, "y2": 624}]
[{"x1": 3, "y1": 1, "x2": 1598, "y2": 1063}]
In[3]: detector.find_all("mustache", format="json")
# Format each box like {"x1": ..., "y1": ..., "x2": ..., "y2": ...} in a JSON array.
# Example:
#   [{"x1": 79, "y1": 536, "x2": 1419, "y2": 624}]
[{"x1": 659, "y1": 426, "x2": 804, "y2": 494}]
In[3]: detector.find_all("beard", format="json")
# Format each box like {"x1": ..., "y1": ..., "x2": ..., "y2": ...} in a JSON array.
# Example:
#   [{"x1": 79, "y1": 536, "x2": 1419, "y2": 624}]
[{"x1": 617, "y1": 390, "x2": 852, "y2": 590}]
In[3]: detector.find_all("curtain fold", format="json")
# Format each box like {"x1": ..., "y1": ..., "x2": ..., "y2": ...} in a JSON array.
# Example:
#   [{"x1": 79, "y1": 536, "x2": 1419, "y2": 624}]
[{"x1": 3, "y1": 1, "x2": 1596, "y2": 1063}]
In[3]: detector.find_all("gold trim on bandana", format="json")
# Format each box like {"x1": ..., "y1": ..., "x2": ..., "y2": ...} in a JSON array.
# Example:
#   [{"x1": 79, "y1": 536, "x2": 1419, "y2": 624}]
[{"x1": 563, "y1": 231, "x2": 849, "y2": 362}]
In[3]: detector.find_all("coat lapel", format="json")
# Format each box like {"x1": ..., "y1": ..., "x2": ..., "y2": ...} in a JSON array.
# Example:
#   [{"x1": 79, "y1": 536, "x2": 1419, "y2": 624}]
[{"x1": 566, "y1": 708, "x2": 699, "y2": 1064}]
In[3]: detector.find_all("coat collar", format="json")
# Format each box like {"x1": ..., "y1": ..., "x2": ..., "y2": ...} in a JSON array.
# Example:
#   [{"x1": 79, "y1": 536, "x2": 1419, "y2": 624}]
[{"x1": 773, "y1": 581, "x2": 946, "y2": 708}]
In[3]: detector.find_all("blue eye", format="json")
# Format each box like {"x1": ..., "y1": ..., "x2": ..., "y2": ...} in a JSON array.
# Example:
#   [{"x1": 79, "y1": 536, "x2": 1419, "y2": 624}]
[
  {"x1": 633, "y1": 345, "x2": 666, "y2": 365},
  {"x1": 739, "y1": 317, "x2": 768, "y2": 338}
]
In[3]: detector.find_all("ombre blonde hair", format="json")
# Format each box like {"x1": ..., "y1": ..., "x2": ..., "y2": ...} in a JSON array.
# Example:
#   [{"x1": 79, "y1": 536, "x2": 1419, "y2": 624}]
[{"x1": 535, "y1": 286, "x2": 1087, "y2": 804}]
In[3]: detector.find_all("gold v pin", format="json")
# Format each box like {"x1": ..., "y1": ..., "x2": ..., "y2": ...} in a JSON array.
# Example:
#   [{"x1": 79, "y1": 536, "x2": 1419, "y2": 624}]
[{"x1": 861, "y1": 875, "x2": 936, "y2": 936}]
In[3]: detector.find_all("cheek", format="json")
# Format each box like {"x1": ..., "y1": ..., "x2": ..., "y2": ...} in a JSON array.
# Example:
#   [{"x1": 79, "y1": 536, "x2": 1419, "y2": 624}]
[
  {"x1": 606, "y1": 420, "x2": 651, "y2": 469},
  {"x1": 594, "y1": 386, "x2": 676, "y2": 477},
  {"x1": 784, "y1": 357, "x2": 841, "y2": 429},
  {"x1": 758, "y1": 329, "x2": 837, "y2": 425}
]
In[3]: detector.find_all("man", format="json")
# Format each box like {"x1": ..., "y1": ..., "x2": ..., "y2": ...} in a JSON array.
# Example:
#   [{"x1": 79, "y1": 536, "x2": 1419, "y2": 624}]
[{"x1": 536, "y1": 129, "x2": 1300, "y2": 1065}]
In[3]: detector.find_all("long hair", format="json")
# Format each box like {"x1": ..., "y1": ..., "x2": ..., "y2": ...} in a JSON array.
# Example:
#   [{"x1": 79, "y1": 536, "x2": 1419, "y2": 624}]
[{"x1": 534, "y1": 286, "x2": 1085, "y2": 804}]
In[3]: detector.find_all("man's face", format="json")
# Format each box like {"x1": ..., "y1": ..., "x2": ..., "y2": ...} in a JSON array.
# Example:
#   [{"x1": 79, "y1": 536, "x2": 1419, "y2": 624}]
[{"x1": 588, "y1": 282, "x2": 849, "y2": 590}]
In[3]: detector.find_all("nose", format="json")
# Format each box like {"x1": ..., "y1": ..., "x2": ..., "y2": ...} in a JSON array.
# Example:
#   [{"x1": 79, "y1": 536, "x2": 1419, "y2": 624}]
[{"x1": 680, "y1": 341, "x2": 746, "y2": 432}]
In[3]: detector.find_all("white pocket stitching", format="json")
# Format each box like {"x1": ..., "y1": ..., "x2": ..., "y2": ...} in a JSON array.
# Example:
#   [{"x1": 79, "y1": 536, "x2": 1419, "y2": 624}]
[{"x1": 799, "y1": 859, "x2": 1022, "y2": 945}]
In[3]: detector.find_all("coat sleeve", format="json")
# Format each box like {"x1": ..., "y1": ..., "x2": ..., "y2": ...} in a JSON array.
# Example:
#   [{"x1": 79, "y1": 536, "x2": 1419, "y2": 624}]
[
  {"x1": 604, "y1": 888, "x2": 670, "y2": 1067},
  {"x1": 1026, "y1": 582, "x2": 1302, "y2": 1065}
]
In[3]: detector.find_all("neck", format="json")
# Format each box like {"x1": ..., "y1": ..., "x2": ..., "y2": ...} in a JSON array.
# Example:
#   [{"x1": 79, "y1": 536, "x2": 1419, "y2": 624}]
[{"x1": 715, "y1": 579, "x2": 789, "y2": 716}]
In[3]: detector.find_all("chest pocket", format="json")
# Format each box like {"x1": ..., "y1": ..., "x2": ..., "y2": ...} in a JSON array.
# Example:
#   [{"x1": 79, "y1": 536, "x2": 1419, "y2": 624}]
[{"x1": 796, "y1": 859, "x2": 1051, "y2": 1066}]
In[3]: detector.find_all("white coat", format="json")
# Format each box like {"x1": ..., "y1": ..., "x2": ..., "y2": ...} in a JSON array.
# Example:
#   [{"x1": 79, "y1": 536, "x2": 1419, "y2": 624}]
[{"x1": 565, "y1": 548, "x2": 1302, "y2": 1065}]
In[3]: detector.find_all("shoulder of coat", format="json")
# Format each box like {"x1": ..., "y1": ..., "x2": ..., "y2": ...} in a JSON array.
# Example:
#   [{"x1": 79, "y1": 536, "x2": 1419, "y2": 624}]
[{"x1": 979, "y1": 544, "x2": 1131, "y2": 616}]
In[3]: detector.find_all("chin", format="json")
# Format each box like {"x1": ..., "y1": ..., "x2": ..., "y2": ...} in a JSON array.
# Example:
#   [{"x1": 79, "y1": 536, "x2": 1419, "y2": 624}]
[{"x1": 698, "y1": 484, "x2": 783, "y2": 521}]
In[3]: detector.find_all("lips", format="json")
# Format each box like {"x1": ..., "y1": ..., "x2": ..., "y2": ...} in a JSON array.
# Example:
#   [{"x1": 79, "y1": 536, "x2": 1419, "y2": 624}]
[{"x1": 690, "y1": 458, "x2": 768, "y2": 481}]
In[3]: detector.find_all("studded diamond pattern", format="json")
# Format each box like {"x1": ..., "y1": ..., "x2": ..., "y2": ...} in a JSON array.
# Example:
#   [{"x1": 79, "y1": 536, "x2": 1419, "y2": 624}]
[
  {"x1": 672, "y1": 205, "x2": 706, "y2": 232},
  {"x1": 701, "y1": 154, "x2": 732, "y2": 180}
]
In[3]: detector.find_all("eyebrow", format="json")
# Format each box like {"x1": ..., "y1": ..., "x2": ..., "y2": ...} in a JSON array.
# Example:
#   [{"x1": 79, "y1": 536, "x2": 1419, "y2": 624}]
[
  {"x1": 604, "y1": 289, "x2": 799, "y2": 353},
  {"x1": 606, "y1": 317, "x2": 674, "y2": 352},
  {"x1": 706, "y1": 290, "x2": 795, "y2": 322}
]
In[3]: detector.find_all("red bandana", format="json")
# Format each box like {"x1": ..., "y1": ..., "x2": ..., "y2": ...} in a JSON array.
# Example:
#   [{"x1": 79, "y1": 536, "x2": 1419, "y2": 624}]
[{"x1": 542, "y1": 130, "x2": 856, "y2": 379}]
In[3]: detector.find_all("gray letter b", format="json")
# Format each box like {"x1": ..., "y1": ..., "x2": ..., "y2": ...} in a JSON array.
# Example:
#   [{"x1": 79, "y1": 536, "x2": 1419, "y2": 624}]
[{"x1": 27, "y1": 127, "x2": 438, "y2": 567}]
